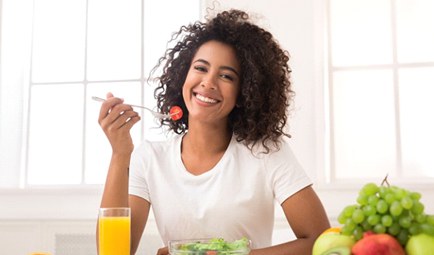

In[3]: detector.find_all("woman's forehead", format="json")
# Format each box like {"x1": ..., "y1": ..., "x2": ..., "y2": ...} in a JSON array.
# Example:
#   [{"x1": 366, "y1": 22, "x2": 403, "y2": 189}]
[{"x1": 192, "y1": 40, "x2": 240, "y2": 72}]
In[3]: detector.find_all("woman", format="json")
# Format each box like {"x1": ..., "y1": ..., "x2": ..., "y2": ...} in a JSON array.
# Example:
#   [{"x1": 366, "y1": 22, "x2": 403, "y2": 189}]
[{"x1": 98, "y1": 9, "x2": 330, "y2": 255}]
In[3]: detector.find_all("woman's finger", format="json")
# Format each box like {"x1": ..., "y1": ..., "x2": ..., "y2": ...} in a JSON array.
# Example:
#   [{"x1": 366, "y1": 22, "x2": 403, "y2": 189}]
[
  {"x1": 110, "y1": 109, "x2": 141, "y2": 130},
  {"x1": 100, "y1": 103, "x2": 135, "y2": 129},
  {"x1": 98, "y1": 96, "x2": 124, "y2": 124},
  {"x1": 120, "y1": 114, "x2": 141, "y2": 130},
  {"x1": 106, "y1": 92, "x2": 114, "y2": 99}
]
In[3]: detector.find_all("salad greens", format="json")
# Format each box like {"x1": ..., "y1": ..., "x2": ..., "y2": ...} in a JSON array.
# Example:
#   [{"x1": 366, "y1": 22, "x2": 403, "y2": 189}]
[{"x1": 174, "y1": 237, "x2": 250, "y2": 254}]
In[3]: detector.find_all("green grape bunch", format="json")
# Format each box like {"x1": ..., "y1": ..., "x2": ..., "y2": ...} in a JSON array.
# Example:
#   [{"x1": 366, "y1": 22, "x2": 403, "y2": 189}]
[{"x1": 337, "y1": 176, "x2": 434, "y2": 246}]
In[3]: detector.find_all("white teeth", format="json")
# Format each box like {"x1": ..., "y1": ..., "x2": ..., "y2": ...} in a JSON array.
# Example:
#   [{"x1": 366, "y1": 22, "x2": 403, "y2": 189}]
[{"x1": 196, "y1": 93, "x2": 218, "y2": 104}]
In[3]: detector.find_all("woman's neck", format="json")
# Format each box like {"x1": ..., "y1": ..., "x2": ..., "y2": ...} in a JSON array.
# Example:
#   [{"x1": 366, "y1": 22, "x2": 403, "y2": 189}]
[
  {"x1": 180, "y1": 120, "x2": 232, "y2": 175},
  {"x1": 183, "y1": 120, "x2": 232, "y2": 155}
]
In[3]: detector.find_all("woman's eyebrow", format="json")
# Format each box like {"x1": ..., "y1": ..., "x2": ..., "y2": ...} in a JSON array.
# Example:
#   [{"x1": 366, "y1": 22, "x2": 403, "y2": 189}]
[{"x1": 194, "y1": 58, "x2": 239, "y2": 77}]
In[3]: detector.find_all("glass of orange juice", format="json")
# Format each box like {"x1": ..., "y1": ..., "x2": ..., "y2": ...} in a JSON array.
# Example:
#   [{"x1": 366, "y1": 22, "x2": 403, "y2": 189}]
[{"x1": 98, "y1": 207, "x2": 131, "y2": 255}]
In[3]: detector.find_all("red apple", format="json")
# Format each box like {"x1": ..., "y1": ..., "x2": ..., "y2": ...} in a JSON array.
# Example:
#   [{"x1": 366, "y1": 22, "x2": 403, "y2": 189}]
[{"x1": 352, "y1": 232, "x2": 405, "y2": 255}]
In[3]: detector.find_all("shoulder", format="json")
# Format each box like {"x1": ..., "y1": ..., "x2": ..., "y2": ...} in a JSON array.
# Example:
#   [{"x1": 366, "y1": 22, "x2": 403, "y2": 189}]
[
  {"x1": 229, "y1": 136, "x2": 301, "y2": 173},
  {"x1": 241, "y1": 137, "x2": 305, "y2": 177},
  {"x1": 268, "y1": 137, "x2": 297, "y2": 159},
  {"x1": 264, "y1": 137, "x2": 302, "y2": 169},
  {"x1": 233, "y1": 136, "x2": 296, "y2": 159}
]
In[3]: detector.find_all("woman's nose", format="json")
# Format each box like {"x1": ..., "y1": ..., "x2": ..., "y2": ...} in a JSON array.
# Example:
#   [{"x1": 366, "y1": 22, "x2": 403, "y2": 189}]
[{"x1": 200, "y1": 76, "x2": 217, "y2": 90}]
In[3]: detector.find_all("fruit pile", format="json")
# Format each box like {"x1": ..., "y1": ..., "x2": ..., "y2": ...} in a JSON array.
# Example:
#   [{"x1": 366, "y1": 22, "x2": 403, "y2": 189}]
[{"x1": 313, "y1": 177, "x2": 434, "y2": 255}]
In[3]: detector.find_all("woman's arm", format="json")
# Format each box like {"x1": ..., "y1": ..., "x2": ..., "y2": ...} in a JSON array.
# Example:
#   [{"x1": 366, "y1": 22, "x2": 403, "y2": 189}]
[
  {"x1": 98, "y1": 93, "x2": 140, "y2": 207},
  {"x1": 250, "y1": 186, "x2": 330, "y2": 255},
  {"x1": 129, "y1": 195, "x2": 151, "y2": 254},
  {"x1": 96, "y1": 93, "x2": 143, "y2": 253}
]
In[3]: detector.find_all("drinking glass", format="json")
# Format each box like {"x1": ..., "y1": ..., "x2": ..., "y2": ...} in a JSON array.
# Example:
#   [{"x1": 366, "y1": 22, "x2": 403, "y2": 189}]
[{"x1": 98, "y1": 207, "x2": 130, "y2": 255}]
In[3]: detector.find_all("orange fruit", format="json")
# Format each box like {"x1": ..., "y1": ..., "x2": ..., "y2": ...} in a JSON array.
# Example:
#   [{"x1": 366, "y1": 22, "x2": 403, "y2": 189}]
[{"x1": 321, "y1": 227, "x2": 342, "y2": 235}]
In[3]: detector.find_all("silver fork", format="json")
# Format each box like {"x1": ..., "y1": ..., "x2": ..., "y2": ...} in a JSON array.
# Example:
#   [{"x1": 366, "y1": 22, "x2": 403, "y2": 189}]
[{"x1": 91, "y1": 96, "x2": 172, "y2": 119}]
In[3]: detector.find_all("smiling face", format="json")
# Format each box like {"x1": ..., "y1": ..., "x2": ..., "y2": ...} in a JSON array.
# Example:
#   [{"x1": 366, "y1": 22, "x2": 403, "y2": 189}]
[{"x1": 182, "y1": 40, "x2": 240, "y2": 125}]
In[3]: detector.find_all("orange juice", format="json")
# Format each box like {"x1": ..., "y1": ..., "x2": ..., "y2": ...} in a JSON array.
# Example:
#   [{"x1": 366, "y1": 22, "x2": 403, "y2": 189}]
[{"x1": 98, "y1": 216, "x2": 130, "y2": 255}]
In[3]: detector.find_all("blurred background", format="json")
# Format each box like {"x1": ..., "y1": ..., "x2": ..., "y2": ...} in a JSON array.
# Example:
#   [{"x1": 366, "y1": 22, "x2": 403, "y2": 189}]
[{"x1": 1, "y1": 0, "x2": 433, "y2": 254}]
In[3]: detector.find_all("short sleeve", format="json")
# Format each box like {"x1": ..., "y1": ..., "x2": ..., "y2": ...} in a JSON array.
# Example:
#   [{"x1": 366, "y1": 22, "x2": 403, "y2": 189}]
[
  {"x1": 129, "y1": 141, "x2": 151, "y2": 202},
  {"x1": 265, "y1": 140, "x2": 312, "y2": 204}
]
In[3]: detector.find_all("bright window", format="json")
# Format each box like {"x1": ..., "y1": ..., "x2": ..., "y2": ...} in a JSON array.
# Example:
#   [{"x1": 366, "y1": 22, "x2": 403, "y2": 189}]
[
  {"x1": 327, "y1": 0, "x2": 434, "y2": 182},
  {"x1": 16, "y1": 0, "x2": 201, "y2": 186}
]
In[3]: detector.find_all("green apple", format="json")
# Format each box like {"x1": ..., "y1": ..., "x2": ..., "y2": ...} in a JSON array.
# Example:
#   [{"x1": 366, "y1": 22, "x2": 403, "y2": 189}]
[
  {"x1": 406, "y1": 233, "x2": 434, "y2": 255},
  {"x1": 312, "y1": 230, "x2": 355, "y2": 255},
  {"x1": 322, "y1": 246, "x2": 351, "y2": 255}
]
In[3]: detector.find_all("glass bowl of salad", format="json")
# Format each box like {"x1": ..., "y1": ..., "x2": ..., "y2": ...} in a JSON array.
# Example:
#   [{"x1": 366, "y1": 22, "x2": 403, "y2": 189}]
[{"x1": 168, "y1": 237, "x2": 251, "y2": 255}]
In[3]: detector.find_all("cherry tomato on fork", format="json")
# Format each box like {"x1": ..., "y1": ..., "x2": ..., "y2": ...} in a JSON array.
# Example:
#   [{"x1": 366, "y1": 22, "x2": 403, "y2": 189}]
[{"x1": 169, "y1": 106, "x2": 183, "y2": 121}]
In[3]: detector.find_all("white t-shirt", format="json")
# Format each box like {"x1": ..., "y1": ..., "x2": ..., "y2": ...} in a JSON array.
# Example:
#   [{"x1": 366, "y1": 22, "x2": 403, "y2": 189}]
[{"x1": 129, "y1": 134, "x2": 312, "y2": 249}]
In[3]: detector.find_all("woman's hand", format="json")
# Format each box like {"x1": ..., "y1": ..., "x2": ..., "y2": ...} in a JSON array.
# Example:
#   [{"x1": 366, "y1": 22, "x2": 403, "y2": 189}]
[{"x1": 98, "y1": 92, "x2": 141, "y2": 155}]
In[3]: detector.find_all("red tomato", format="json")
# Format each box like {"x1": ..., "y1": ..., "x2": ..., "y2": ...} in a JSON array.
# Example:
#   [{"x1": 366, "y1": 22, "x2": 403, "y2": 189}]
[{"x1": 169, "y1": 106, "x2": 183, "y2": 121}]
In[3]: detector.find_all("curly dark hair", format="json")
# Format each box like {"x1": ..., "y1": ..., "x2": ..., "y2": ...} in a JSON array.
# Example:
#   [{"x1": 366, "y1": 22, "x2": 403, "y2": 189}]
[{"x1": 152, "y1": 9, "x2": 293, "y2": 153}]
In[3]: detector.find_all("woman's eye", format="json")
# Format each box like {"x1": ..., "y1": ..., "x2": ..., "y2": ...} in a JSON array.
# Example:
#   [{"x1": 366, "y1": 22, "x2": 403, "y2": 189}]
[
  {"x1": 220, "y1": 74, "x2": 234, "y2": 81},
  {"x1": 194, "y1": 66, "x2": 207, "y2": 72}
]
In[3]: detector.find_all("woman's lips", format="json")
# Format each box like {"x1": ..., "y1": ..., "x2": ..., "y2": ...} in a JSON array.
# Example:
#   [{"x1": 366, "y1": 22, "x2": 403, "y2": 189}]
[{"x1": 194, "y1": 92, "x2": 220, "y2": 104}]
